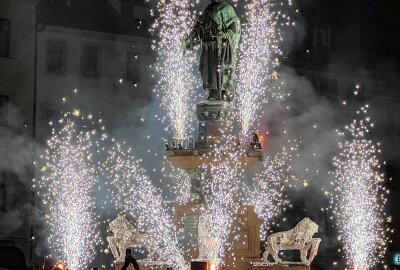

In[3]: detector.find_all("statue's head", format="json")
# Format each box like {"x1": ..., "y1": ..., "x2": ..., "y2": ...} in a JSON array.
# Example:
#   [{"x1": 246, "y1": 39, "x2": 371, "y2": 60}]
[
  {"x1": 294, "y1": 217, "x2": 319, "y2": 237},
  {"x1": 109, "y1": 215, "x2": 129, "y2": 234}
]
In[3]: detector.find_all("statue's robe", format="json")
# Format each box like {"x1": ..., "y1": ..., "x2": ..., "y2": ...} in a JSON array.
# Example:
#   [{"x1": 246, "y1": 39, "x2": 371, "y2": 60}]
[{"x1": 191, "y1": 2, "x2": 241, "y2": 92}]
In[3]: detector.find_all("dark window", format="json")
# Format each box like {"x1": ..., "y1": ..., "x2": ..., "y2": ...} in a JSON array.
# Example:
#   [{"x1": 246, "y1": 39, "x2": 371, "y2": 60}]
[
  {"x1": 0, "y1": 95, "x2": 9, "y2": 108},
  {"x1": 47, "y1": 40, "x2": 66, "y2": 74},
  {"x1": 0, "y1": 95, "x2": 9, "y2": 126},
  {"x1": 0, "y1": 19, "x2": 10, "y2": 57},
  {"x1": 127, "y1": 51, "x2": 140, "y2": 82},
  {"x1": 82, "y1": 44, "x2": 100, "y2": 78},
  {"x1": 313, "y1": 27, "x2": 332, "y2": 49},
  {"x1": 0, "y1": 172, "x2": 7, "y2": 212}
]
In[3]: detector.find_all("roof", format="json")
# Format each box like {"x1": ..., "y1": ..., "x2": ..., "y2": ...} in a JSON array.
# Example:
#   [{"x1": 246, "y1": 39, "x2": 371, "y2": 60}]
[{"x1": 37, "y1": 0, "x2": 150, "y2": 37}]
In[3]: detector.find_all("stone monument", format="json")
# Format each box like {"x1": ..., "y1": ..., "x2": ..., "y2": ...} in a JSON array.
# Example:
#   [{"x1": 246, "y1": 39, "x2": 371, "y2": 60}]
[
  {"x1": 166, "y1": 2, "x2": 262, "y2": 270},
  {"x1": 167, "y1": 0, "x2": 261, "y2": 172}
]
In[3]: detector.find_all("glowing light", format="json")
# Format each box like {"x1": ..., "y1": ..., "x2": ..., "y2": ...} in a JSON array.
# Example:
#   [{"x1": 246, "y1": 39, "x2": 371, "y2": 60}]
[
  {"x1": 72, "y1": 109, "x2": 80, "y2": 117},
  {"x1": 259, "y1": 134, "x2": 265, "y2": 143},
  {"x1": 330, "y1": 106, "x2": 388, "y2": 270}
]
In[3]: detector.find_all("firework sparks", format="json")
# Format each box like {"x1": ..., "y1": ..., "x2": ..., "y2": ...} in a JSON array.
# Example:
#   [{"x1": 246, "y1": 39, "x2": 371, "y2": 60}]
[
  {"x1": 165, "y1": 162, "x2": 192, "y2": 205},
  {"x1": 244, "y1": 142, "x2": 298, "y2": 239},
  {"x1": 330, "y1": 105, "x2": 388, "y2": 270},
  {"x1": 236, "y1": 0, "x2": 288, "y2": 135},
  {"x1": 103, "y1": 142, "x2": 188, "y2": 270},
  {"x1": 37, "y1": 113, "x2": 100, "y2": 270},
  {"x1": 200, "y1": 135, "x2": 243, "y2": 265},
  {"x1": 152, "y1": 0, "x2": 198, "y2": 140}
]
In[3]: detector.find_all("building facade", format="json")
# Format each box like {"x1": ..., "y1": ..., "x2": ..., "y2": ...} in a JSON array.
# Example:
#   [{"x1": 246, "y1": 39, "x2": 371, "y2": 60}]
[
  {"x1": 0, "y1": 0, "x2": 38, "y2": 267},
  {"x1": 0, "y1": 0, "x2": 154, "y2": 267},
  {"x1": 35, "y1": 0, "x2": 153, "y2": 142},
  {"x1": 288, "y1": 1, "x2": 400, "y2": 268}
]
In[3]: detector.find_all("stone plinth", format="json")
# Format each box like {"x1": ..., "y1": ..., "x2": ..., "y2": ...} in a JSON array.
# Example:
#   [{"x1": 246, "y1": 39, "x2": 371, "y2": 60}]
[
  {"x1": 165, "y1": 99, "x2": 263, "y2": 171},
  {"x1": 251, "y1": 264, "x2": 310, "y2": 270},
  {"x1": 174, "y1": 203, "x2": 261, "y2": 270},
  {"x1": 196, "y1": 100, "x2": 234, "y2": 148},
  {"x1": 166, "y1": 148, "x2": 262, "y2": 171}
]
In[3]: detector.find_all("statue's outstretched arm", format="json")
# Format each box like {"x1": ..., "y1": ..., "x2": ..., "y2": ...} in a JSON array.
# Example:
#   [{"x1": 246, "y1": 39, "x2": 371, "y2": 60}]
[
  {"x1": 183, "y1": 31, "x2": 200, "y2": 50},
  {"x1": 182, "y1": 16, "x2": 203, "y2": 50}
]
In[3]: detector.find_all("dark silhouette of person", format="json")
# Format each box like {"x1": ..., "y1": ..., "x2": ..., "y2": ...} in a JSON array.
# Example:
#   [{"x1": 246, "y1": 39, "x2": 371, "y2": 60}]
[
  {"x1": 121, "y1": 249, "x2": 140, "y2": 270},
  {"x1": 250, "y1": 132, "x2": 261, "y2": 149}
]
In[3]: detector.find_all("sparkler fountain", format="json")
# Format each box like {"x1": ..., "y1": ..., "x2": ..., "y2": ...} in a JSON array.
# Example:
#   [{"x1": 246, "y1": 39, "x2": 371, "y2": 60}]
[
  {"x1": 330, "y1": 106, "x2": 389, "y2": 270},
  {"x1": 37, "y1": 112, "x2": 101, "y2": 270}
]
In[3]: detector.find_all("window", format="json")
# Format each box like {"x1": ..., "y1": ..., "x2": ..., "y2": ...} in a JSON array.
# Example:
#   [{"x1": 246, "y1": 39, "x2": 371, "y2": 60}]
[
  {"x1": 0, "y1": 172, "x2": 7, "y2": 212},
  {"x1": 0, "y1": 19, "x2": 10, "y2": 57},
  {"x1": 47, "y1": 40, "x2": 66, "y2": 74},
  {"x1": 0, "y1": 95, "x2": 9, "y2": 126},
  {"x1": 0, "y1": 95, "x2": 9, "y2": 108},
  {"x1": 313, "y1": 27, "x2": 332, "y2": 49},
  {"x1": 127, "y1": 51, "x2": 140, "y2": 82},
  {"x1": 82, "y1": 44, "x2": 100, "y2": 78}
]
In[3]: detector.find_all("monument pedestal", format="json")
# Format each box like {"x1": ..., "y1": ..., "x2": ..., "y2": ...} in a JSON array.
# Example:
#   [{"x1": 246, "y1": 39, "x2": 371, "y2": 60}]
[
  {"x1": 166, "y1": 100, "x2": 262, "y2": 171},
  {"x1": 174, "y1": 204, "x2": 261, "y2": 270},
  {"x1": 251, "y1": 264, "x2": 309, "y2": 270}
]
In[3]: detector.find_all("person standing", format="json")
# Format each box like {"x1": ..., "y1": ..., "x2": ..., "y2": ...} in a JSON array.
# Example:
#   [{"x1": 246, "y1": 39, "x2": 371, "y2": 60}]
[{"x1": 121, "y1": 249, "x2": 140, "y2": 270}]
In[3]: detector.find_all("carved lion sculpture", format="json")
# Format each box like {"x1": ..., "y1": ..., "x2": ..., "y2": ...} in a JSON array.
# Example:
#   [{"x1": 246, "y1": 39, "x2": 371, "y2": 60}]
[
  {"x1": 262, "y1": 217, "x2": 321, "y2": 266},
  {"x1": 107, "y1": 215, "x2": 156, "y2": 262}
]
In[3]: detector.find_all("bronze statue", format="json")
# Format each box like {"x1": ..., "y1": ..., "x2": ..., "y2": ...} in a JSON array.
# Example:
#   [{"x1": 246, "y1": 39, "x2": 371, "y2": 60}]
[{"x1": 183, "y1": 0, "x2": 241, "y2": 101}]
